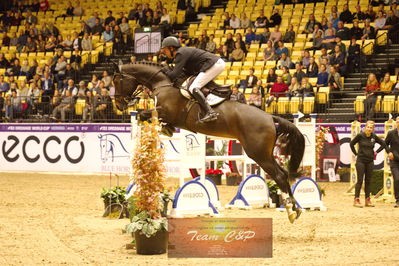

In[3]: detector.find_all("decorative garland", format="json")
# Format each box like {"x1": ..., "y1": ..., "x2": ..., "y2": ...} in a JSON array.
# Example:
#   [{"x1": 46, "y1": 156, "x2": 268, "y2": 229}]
[{"x1": 315, "y1": 126, "x2": 329, "y2": 171}]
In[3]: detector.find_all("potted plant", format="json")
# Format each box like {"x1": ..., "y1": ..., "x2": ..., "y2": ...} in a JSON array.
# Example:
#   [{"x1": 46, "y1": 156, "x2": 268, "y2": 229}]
[
  {"x1": 205, "y1": 168, "x2": 223, "y2": 185},
  {"x1": 101, "y1": 186, "x2": 127, "y2": 218},
  {"x1": 226, "y1": 172, "x2": 242, "y2": 186},
  {"x1": 267, "y1": 180, "x2": 280, "y2": 206},
  {"x1": 125, "y1": 117, "x2": 168, "y2": 255}
]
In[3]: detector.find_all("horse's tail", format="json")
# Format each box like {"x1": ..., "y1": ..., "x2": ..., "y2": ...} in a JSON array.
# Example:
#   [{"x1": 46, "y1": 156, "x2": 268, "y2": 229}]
[{"x1": 272, "y1": 115, "x2": 305, "y2": 182}]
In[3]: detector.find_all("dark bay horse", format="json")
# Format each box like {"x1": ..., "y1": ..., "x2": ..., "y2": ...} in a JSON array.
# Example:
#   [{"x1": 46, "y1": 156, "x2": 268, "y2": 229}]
[{"x1": 113, "y1": 61, "x2": 305, "y2": 223}]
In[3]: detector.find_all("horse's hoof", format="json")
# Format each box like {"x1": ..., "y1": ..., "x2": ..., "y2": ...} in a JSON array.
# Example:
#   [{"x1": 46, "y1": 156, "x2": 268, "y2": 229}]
[
  {"x1": 295, "y1": 208, "x2": 302, "y2": 220},
  {"x1": 288, "y1": 211, "x2": 297, "y2": 224}
]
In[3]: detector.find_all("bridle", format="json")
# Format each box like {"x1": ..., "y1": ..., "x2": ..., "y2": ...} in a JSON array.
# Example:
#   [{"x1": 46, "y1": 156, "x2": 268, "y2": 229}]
[{"x1": 114, "y1": 66, "x2": 173, "y2": 106}]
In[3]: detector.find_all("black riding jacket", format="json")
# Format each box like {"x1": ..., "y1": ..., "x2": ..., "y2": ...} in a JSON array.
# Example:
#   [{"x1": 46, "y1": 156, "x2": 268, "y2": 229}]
[
  {"x1": 350, "y1": 132, "x2": 387, "y2": 163},
  {"x1": 165, "y1": 47, "x2": 219, "y2": 81}
]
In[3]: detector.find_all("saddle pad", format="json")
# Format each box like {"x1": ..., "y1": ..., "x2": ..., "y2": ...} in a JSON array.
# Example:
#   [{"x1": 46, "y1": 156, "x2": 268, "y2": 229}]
[{"x1": 179, "y1": 89, "x2": 226, "y2": 106}]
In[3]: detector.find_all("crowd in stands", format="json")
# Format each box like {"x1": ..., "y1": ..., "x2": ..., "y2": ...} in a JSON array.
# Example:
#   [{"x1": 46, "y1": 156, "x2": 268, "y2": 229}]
[
  {"x1": 169, "y1": 2, "x2": 399, "y2": 114},
  {"x1": 0, "y1": 0, "x2": 174, "y2": 122}
]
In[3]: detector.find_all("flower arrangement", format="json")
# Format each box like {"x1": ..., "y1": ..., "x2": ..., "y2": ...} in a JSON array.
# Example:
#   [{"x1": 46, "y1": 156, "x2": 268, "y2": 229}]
[
  {"x1": 315, "y1": 126, "x2": 330, "y2": 172},
  {"x1": 206, "y1": 169, "x2": 223, "y2": 176},
  {"x1": 226, "y1": 172, "x2": 242, "y2": 186},
  {"x1": 126, "y1": 116, "x2": 167, "y2": 238}
]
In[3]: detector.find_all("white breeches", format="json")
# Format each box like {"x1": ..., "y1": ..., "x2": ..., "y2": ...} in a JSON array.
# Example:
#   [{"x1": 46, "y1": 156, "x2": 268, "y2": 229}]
[{"x1": 188, "y1": 58, "x2": 225, "y2": 93}]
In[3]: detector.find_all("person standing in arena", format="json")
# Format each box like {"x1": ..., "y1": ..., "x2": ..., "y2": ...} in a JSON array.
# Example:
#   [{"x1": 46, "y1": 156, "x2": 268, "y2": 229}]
[
  {"x1": 384, "y1": 116, "x2": 399, "y2": 208},
  {"x1": 350, "y1": 120, "x2": 387, "y2": 207}
]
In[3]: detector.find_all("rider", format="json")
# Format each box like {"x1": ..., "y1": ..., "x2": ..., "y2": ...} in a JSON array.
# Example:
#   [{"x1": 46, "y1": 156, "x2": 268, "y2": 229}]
[{"x1": 160, "y1": 36, "x2": 225, "y2": 123}]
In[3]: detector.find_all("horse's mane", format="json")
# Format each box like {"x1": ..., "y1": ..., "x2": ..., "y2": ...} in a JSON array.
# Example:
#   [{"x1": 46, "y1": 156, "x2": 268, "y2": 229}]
[{"x1": 129, "y1": 61, "x2": 163, "y2": 68}]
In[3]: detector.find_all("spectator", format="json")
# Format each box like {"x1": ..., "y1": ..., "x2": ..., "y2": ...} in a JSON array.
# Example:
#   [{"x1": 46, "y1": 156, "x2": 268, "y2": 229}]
[
  {"x1": 266, "y1": 68, "x2": 278, "y2": 89},
  {"x1": 0, "y1": 53, "x2": 9, "y2": 69},
  {"x1": 2, "y1": 32, "x2": 10, "y2": 46},
  {"x1": 196, "y1": 35, "x2": 207, "y2": 50},
  {"x1": 269, "y1": 8, "x2": 281, "y2": 27},
  {"x1": 287, "y1": 77, "x2": 301, "y2": 98},
  {"x1": 27, "y1": 82, "x2": 40, "y2": 112},
  {"x1": 235, "y1": 33, "x2": 247, "y2": 54},
  {"x1": 95, "y1": 88, "x2": 112, "y2": 121},
  {"x1": 223, "y1": 12, "x2": 231, "y2": 29},
  {"x1": 219, "y1": 45, "x2": 229, "y2": 61},
  {"x1": 316, "y1": 64, "x2": 329, "y2": 87},
  {"x1": 82, "y1": 90, "x2": 95, "y2": 122},
  {"x1": 240, "y1": 13, "x2": 251, "y2": 29},
  {"x1": 76, "y1": 80, "x2": 86, "y2": 98},
  {"x1": 41, "y1": 71, "x2": 54, "y2": 98},
  {"x1": 306, "y1": 57, "x2": 319, "y2": 77},
  {"x1": 11, "y1": 11, "x2": 24, "y2": 26},
  {"x1": 247, "y1": 86, "x2": 262, "y2": 108},
  {"x1": 301, "y1": 50, "x2": 311, "y2": 68},
  {"x1": 304, "y1": 14, "x2": 318, "y2": 34},
  {"x1": 230, "y1": 14, "x2": 240, "y2": 29},
  {"x1": 299, "y1": 78, "x2": 314, "y2": 97},
  {"x1": 86, "y1": 12, "x2": 103, "y2": 29},
  {"x1": 91, "y1": 18, "x2": 104, "y2": 36},
  {"x1": 308, "y1": 30, "x2": 323, "y2": 50},
  {"x1": 339, "y1": 4, "x2": 353, "y2": 23},
  {"x1": 36, "y1": 34, "x2": 46, "y2": 52},
  {"x1": 330, "y1": 45, "x2": 346, "y2": 74},
  {"x1": 230, "y1": 85, "x2": 246, "y2": 103},
  {"x1": 9, "y1": 32, "x2": 18, "y2": 46},
  {"x1": 282, "y1": 24, "x2": 295, "y2": 43},
  {"x1": 353, "y1": 5, "x2": 366, "y2": 22},
  {"x1": 254, "y1": 10, "x2": 269, "y2": 28},
  {"x1": 113, "y1": 25, "x2": 125, "y2": 54},
  {"x1": 293, "y1": 63, "x2": 306, "y2": 83},
  {"x1": 26, "y1": 9, "x2": 38, "y2": 24},
  {"x1": 258, "y1": 27, "x2": 271, "y2": 44},
  {"x1": 375, "y1": 11, "x2": 386, "y2": 31},
  {"x1": 61, "y1": 78, "x2": 78, "y2": 96},
  {"x1": 245, "y1": 68, "x2": 258, "y2": 89},
  {"x1": 44, "y1": 35, "x2": 57, "y2": 52},
  {"x1": 350, "y1": 120, "x2": 387, "y2": 207},
  {"x1": 47, "y1": 22, "x2": 59, "y2": 38},
  {"x1": 102, "y1": 70, "x2": 112, "y2": 88},
  {"x1": 321, "y1": 25, "x2": 336, "y2": 49},
  {"x1": 120, "y1": 17, "x2": 131, "y2": 37},
  {"x1": 393, "y1": 3, "x2": 399, "y2": 18},
  {"x1": 64, "y1": 63, "x2": 77, "y2": 83},
  {"x1": 336, "y1": 21, "x2": 351, "y2": 40},
  {"x1": 205, "y1": 34, "x2": 216, "y2": 53},
  {"x1": 39, "y1": 0, "x2": 50, "y2": 12},
  {"x1": 0, "y1": 75, "x2": 10, "y2": 93},
  {"x1": 263, "y1": 41, "x2": 277, "y2": 61},
  {"x1": 73, "y1": 1, "x2": 83, "y2": 17},
  {"x1": 351, "y1": 20, "x2": 363, "y2": 40},
  {"x1": 385, "y1": 115, "x2": 399, "y2": 208},
  {"x1": 277, "y1": 52, "x2": 292, "y2": 69},
  {"x1": 229, "y1": 42, "x2": 244, "y2": 62},
  {"x1": 320, "y1": 16, "x2": 328, "y2": 30},
  {"x1": 70, "y1": 49, "x2": 81, "y2": 70},
  {"x1": 6, "y1": 58, "x2": 21, "y2": 76},
  {"x1": 384, "y1": 10, "x2": 399, "y2": 43},
  {"x1": 89, "y1": 74, "x2": 100, "y2": 93},
  {"x1": 20, "y1": 59, "x2": 30, "y2": 77},
  {"x1": 269, "y1": 25, "x2": 282, "y2": 46},
  {"x1": 51, "y1": 89, "x2": 74, "y2": 121},
  {"x1": 275, "y1": 40, "x2": 289, "y2": 59},
  {"x1": 152, "y1": 12, "x2": 161, "y2": 26},
  {"x1": 104, "y1": 10, "x2": 116, "y2": 26},
  {"x1": 81, "y1": 33, "x2": 92, "y2": 51},
  {"x1": 102, "y1": 25, "x2": 114, "y2": 43},
  {"x1": 16, "y1": 30, "x2": 28, "y2": 52},
  {"x1": 267, "y1": 76, "x2": 288, "y2": 106},
  {"x1": 362, "y1": 19, "x2": 376, "y2": 40},
  {"x1": 224, "y1": 33, "x2": 235, "y2": 53},
  {"x1": 281, "y1": 66, "x2": 292, "y2": 85},
  {"x1": 380, "y1": 73, "x2": 395, "y2": 93},
  {"x1": 328, "y1": 66, "x2": 343, "y2": 97},
  {"x1": 4, "y1": 90, "x2": 22, "y2": 121},
  {"x1": 347, "y1": 37, "x2": 361, "y2": 72},
  {"x1": 128, "y1": 3, "x2": 140, "y2": 21},
  {"x1": 245, "y1": 28, "x2": 257, "y2": 45},
  {"x1": 333, "y1": 36, "x2": 346, "y2": 56},
  {"x1": 54, "y1": 56, "x2": 67, "y2": 89},
  {"x1": 160, "y1": 8, "x2": 171, "y2": 24},
  {"x1": 78, "y1": 20, "x2": 91, "y2": 37}
]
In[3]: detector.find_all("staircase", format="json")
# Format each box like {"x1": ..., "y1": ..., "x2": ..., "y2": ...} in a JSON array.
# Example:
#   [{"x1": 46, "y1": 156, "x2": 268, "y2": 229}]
[{"x1": 317, "y1": 43, "x2": 399, "y2": 123}]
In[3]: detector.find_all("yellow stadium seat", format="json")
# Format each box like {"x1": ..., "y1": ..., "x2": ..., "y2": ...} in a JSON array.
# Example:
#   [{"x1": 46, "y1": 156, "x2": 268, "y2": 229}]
[
  {"x1": 289, "y1": 97, "x2": 301, "y2": 113},
  {"x1": 354, "y1": 95, "x2": 366, "y2": 114},
  {"x1": 317, "y1": 87, "x2": 330, "y2": 104},
  {"x1": 265, "y1": 100, "x2": 276, "y2": 113},
  {"x1": 302, "y1": 97, "x2": 315, "y2": 114},
  {"x1": 375, "y1": 95, "x2": 382, "y2": 112},
  {"x1": 277, "y1": 97, "x2": 290, "y2": 114},
  {"x1": 75, "y1": 99, "x2": 86, "y2": 116},
  {"x1": 382, "y1": 95, "x2": 396, "y2": 113}
]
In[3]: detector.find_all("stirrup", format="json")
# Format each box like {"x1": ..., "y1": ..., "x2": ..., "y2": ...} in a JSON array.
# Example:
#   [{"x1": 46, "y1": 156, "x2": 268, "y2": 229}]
[{"x1": 199, "y1": 111, "x2": 218, "y2": 123}]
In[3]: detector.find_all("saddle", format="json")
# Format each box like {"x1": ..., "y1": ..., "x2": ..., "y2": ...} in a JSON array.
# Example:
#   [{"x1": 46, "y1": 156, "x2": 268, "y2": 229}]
[{"x1": 180, "y1": 76, "x2": 232, "y2": 106}]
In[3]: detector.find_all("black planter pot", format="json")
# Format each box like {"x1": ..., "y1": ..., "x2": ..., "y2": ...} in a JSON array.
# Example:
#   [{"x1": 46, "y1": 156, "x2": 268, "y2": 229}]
[
  {"x1": 134, "y1": 229, "x2": 168, "y2": 255},
  {"x1": 270, "y1": 193, "x2": 280, "y2": 206},
  {"x1": 226, "y1": 175, "x2": 242, "y2": 186},
  {"x1": 206, "y1": 174, "x2": 222, "y2": 185}
]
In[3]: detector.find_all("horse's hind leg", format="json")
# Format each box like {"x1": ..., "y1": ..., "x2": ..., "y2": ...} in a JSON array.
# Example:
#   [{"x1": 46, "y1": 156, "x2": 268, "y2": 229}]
[{"x1": 255, "y1": 156, "x2": 299, "y2": 223}]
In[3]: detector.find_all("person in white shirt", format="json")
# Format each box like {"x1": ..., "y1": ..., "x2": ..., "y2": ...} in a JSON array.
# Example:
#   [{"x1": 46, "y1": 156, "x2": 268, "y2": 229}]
[{"x1": 229, "y1": 14, "x2": 241, "y2": 29}]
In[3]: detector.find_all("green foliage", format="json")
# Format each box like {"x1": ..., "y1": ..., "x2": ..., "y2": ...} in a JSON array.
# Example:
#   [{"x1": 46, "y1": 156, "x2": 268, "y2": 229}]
[
  {"x1": 125, "y1": 211, "x2": 167, "y2": 238},
  {"x1": 266, "y1": 180, "x2": 279, "y2": 194},
  {"x1": 100, "y1": 186, "x2": 126, "y2": 205}
]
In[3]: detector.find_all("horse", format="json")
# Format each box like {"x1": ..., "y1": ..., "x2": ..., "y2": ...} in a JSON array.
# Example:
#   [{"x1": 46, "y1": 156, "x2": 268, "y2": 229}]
[
  {"x1": 98, "y1": 133, "x2": 130, "y2": 163},
  {"x1": 112, "y1": 61, "x2": 305, "y2": 223}
]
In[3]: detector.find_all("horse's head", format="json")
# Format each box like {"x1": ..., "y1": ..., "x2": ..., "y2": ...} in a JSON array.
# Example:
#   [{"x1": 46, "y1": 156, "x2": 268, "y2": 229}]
[{"x1": 113, "y1": 62, "x2": 168, "y2": 111}]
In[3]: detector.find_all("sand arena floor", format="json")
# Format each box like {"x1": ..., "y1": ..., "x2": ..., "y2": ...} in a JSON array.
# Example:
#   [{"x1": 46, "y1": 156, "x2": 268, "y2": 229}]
[{"x1": 0, "y1": 172, "x2": 399, "y2": 265}]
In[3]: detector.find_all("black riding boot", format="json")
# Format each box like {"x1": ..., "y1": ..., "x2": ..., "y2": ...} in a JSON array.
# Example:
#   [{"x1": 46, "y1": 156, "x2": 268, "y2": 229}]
[{"x1": 192, "y1": 88, "x2": 218, "y2": 123}]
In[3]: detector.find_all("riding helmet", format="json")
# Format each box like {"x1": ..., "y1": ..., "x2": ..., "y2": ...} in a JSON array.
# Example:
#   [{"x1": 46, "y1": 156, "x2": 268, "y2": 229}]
[{"x1": 161, "y1": 36, "x2": 181, "y2": 48}]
